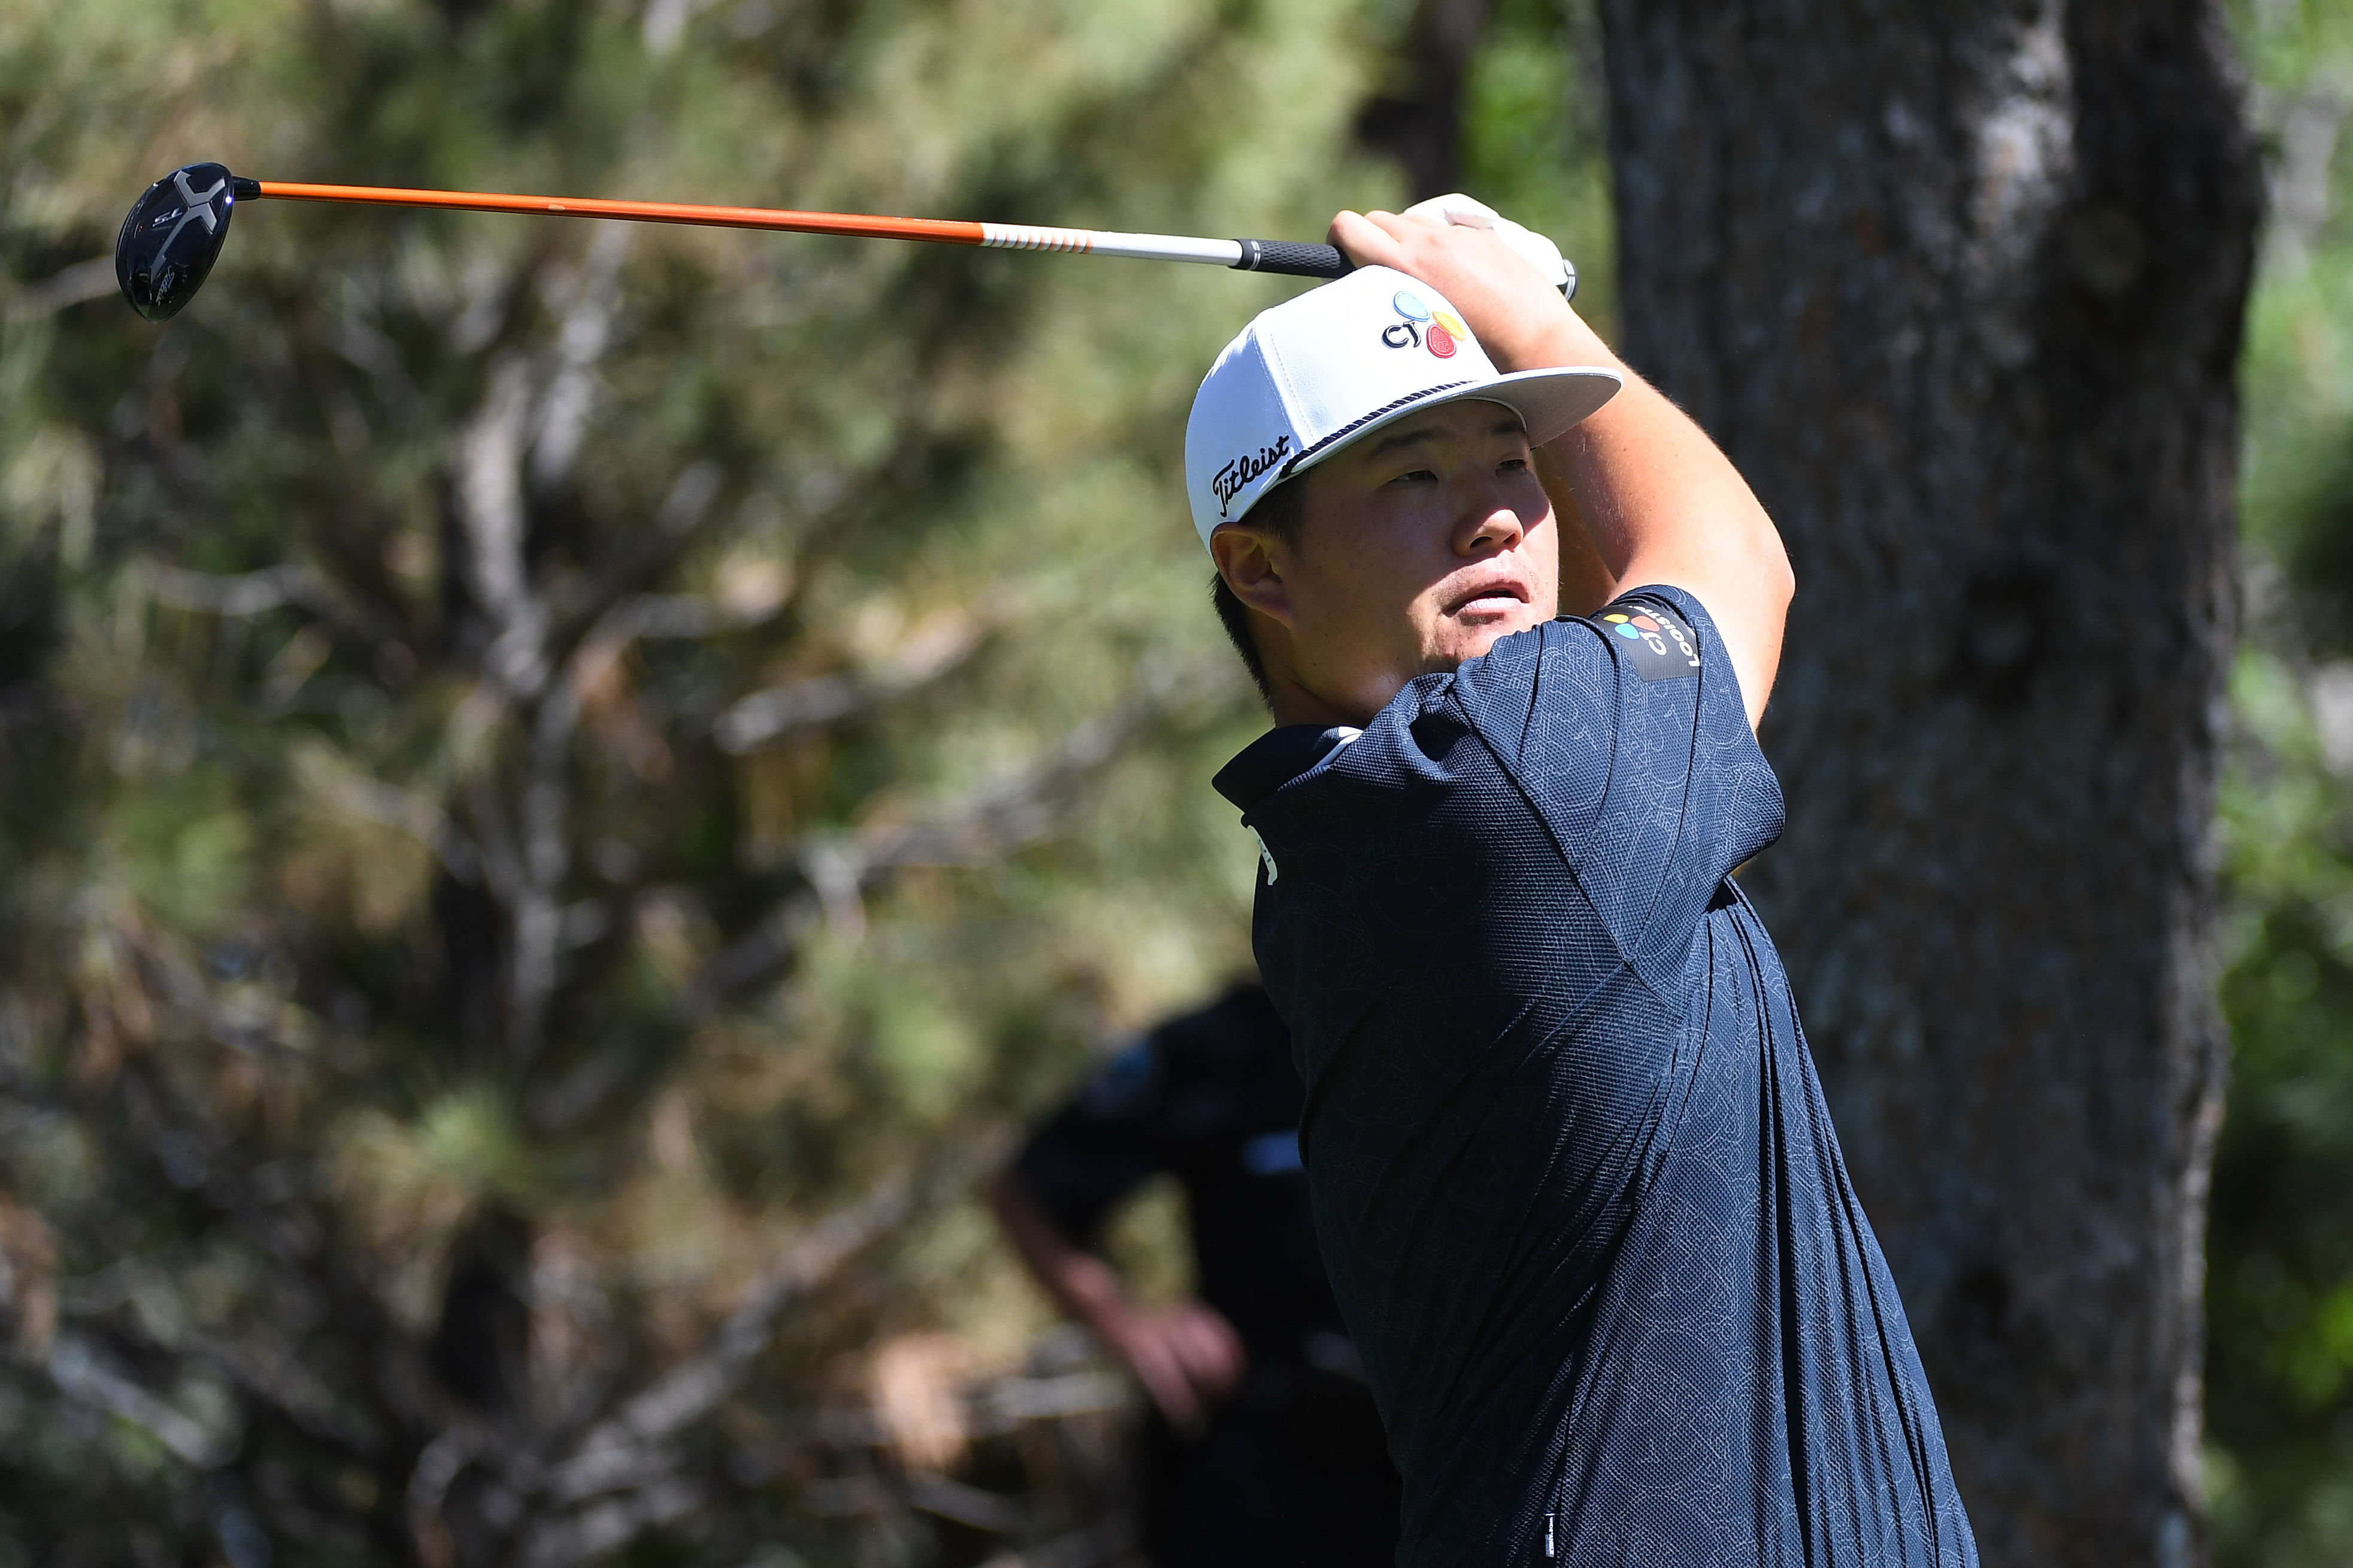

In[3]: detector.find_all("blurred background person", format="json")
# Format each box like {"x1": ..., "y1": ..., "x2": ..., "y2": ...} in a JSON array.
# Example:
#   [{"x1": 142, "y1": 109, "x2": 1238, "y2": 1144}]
[{"x1": 994, "y1": 980, "x2": 1401, "y2": 1568}]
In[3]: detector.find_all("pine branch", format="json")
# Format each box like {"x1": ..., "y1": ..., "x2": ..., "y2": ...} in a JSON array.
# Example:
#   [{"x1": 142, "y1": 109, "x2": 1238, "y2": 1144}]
[
  {"x1": 295, "y1": 751, "x2": 483, "y2": 884},
  {"x1": 4, "y1": 256, "x2": 117, "y2": 322},
  {"x1": 455, "y1": 358, "x2": 553, "y2": 699},
  {"x1": 528, "y1": 226, "x2": 634, "y2": 493},
  {"x1": 45, "y1": 1332, "x2": 232, "y2": 1466},
  {"x1": 713, "y1": 606, "x2": 986, "y2": 754},
  {"x1": 134, "y1": 559, "x2": 374, "y2": 638},
  {"x1": 679, "y1": 668, "x2": 1206, "y2": 1020},
  {"x1": 383, "y1": 1139, "x2": 1004, "y2": 1566}
]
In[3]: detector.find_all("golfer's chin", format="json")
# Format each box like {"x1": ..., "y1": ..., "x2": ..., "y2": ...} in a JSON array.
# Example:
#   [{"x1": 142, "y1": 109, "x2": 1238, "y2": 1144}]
[
  {"x1": 1286, "y1": 609, "x2": 1548, "y2": 726},
  {"x1": 1426, "y1": 603, "x2": 1546, "y2": 669}
]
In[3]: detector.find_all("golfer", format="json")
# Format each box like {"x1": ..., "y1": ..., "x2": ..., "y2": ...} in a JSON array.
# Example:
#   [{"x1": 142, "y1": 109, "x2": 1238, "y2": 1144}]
[{"x1": 1188, "y1": 208, "x2": 1978, "y2": 1566}]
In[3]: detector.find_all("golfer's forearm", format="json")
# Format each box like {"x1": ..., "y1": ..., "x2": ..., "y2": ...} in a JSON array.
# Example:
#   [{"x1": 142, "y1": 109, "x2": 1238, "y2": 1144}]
[
  {"x1": 1504, "y1": 314, "x2": 1760, "y2": 570},
  {"x1": 1035, "y1": 1252, "x2": 1140, "y2": 1340},
  {"x1": 991, "y1": 1170, "x2": 1136, "y2": 1337},
  {"x1": 1514, "y1": 314, "x2": 1792, "y2": 723},
  {"x1": 1535, "y1": 442, "x2": 1619, "y2": 617}
]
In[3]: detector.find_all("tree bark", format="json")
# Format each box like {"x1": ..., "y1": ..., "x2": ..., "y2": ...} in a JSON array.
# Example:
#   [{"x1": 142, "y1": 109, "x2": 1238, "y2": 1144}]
[{"x1": 1597, "y1": 4, "x2": 2258, "y2": 1564}]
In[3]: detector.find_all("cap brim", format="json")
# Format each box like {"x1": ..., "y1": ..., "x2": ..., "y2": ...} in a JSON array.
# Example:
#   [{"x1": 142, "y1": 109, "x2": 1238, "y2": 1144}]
[{"x1": 1283, "y1": 365, "x2": 1623, "y2": 484}]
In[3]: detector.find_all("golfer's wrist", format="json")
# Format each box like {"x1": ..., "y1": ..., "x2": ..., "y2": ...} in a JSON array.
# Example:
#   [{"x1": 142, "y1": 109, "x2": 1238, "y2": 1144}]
[
  {"x1": 1091, "y1": 1304, "x2": 1161, "y2": 1372},
  {"x1": 1072, "y1": 1282, "x2": 1141, "y2": 1342},
  {"x1": 1488, "y1": 306, "x2": 1615, "y2": 377}
]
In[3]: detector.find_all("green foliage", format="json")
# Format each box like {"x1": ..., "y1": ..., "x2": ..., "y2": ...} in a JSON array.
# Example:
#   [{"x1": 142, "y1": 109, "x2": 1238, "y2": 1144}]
[
  {"x1": 0, "y1": 0, "x2": 1419, "y2": 1560},
  {"x1": 2215, "y1": 4, "x2": 2353, "y2": 1563},
  {"x1": 2211, "y1": 656, "x2": 2353, "y2": 1566},
  {"x1": 18, "y1": 2, "x2": 2334, "y2": 1563},
  {"x1": 1458, "y1": 0, "x2": 1615, "y2": 339}
]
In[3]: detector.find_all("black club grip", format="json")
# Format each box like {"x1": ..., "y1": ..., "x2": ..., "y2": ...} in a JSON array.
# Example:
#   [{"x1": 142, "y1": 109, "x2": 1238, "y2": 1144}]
[
  {"x1": 1231, "y1": 237, "x2": 1580, "y2": 299},
  {"x1": 1231, "y1": 239, "x2": 1352, "y2": 280}
]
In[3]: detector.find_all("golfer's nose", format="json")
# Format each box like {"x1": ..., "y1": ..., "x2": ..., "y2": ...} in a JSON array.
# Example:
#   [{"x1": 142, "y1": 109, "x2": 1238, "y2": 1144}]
[{"x1": 1458, "y1": 491, "x2": 1525, "y2": 557}]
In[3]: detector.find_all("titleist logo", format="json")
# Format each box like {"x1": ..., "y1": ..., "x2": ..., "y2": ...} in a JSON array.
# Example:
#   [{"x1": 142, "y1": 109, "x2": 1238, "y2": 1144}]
[{"x1": 1213, "y1": 435, "x2": 1291, "y2": 515}]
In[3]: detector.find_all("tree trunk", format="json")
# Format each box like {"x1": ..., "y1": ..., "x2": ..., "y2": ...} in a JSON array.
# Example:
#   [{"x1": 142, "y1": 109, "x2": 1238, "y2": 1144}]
[
  {"x1": 1358, "y1": 0, "x2": 1492, "y2": 201},
  {"x1": 1597, "y1": 4, "x2": 2258, "y2": 1564}
]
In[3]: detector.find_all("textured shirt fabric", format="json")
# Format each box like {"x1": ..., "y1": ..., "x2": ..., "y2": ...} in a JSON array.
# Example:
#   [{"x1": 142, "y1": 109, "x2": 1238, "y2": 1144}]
[{"x1": 1212, "y1": 587, "x2": 1978, "y2": 1568}]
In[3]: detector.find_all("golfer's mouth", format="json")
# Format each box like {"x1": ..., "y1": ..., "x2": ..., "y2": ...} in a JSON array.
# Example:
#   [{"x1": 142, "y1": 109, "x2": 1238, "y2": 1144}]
[{"x1": 1444, "y1": 577, "x2": 1533, "y2": 618}]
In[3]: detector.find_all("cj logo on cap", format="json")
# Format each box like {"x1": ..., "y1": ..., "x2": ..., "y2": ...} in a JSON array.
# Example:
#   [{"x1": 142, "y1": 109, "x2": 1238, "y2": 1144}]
[{"x1": 1380, "y1": 290, "x2": 1469, "y2": 359}]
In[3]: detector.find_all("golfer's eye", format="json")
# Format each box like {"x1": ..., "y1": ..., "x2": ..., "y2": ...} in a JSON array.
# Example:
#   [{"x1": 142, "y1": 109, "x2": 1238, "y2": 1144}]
[
  {"x1": 1388, "y1": 468, "x2": 1439, "y2": 486},
  {"x1": 1499, "y1": 456, "x2": 1531, "y2": 474}
]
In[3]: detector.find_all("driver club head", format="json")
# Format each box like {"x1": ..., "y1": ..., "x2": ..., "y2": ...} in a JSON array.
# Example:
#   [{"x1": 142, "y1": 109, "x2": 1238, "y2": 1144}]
[{"x1": 116, "y1": 163, "x2": 256, "y2": 323}]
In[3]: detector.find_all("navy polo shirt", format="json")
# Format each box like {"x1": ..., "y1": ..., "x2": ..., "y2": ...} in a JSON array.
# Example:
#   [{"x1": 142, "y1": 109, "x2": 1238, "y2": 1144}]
[{"x1": 1213, "y1": 587, "x2": 1977, "y2": 1567}]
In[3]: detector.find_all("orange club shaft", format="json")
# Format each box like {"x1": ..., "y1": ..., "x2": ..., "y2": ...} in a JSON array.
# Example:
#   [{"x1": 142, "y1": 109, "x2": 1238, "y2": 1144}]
[
  {"x1": 253, "y1": 181, "x2": 992, "y2": 246},
  {"x1": 117, "y1": 161, "x2": 1357, "y2": 326}
]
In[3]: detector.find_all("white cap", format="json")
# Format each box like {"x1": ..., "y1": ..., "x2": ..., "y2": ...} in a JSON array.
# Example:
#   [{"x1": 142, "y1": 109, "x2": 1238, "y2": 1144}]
[{"x1": 1184, "y1": 265, "x2": 1619, "y2": 553}]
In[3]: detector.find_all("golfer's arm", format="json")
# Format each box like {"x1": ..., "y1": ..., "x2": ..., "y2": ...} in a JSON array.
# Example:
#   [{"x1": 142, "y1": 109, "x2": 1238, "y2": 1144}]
[
  {"x1": 1536, "y1": 444, "x2": 1619, "y2": 618},
  {"x1": 1530, "y1": 332, "x2": 1792, "y2": 729},
  {"x1": 991, "y1": 1167, "x2": 1137, "y2": 1338},
  {"x1": 1320, "y1": 211, "x2": 1789, "y2": 713}
]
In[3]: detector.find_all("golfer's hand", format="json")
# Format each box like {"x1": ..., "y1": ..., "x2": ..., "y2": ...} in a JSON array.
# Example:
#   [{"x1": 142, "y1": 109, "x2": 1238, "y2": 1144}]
[
  {"x1": 1328, "y1": 208, "x2": 1595, "y2": 375},
  {"x1": 1101, "y1": 1299, "x2": 1246, "y2": 1433}
]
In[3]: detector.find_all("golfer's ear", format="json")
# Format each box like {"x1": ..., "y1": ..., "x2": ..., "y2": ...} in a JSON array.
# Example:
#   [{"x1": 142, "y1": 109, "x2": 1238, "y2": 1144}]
[{"x1": 1211, "y1": 526, "x2": 1295, "y2": 627}]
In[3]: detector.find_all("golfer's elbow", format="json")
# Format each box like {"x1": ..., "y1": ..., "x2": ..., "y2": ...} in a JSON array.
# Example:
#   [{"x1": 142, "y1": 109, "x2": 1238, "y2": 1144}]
[
  {"x1": 1732, "y1": 517, "x2": 1794, "y2": 729},
  {"x1": 1738, "y1": 488, "x2": 1794, "y2": 605},
  {"x1": 1697, "y1": 480, "x2": 1792, "y2": 635},
  {"x1": 1714, "y1": 503, "x2": 1792, "y2": 630},
  {"x1": 1761, "y1": 526, "x2": 1795, "y2": 621}
]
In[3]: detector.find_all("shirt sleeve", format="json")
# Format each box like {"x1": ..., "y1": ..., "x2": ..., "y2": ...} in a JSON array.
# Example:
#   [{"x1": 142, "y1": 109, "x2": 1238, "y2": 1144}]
[
  {"x1": 1009, "y1": 1036, "x2": 1174, "y2": 1244},
  {"x1": 1450, "y1": 584, "x2": 1784, "y2": 990}
]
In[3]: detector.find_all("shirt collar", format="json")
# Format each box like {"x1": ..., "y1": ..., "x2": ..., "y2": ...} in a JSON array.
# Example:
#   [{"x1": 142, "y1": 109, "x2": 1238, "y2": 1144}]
[{"x1": 1212, "y1": 725, "x2": 1362, "y2": 813}]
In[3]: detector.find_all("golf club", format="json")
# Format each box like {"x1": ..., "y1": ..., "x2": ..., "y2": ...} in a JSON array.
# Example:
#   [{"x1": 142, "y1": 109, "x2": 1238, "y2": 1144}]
[{"x1": 115, "y1": 162, "x2": 1577, "y2": 324}]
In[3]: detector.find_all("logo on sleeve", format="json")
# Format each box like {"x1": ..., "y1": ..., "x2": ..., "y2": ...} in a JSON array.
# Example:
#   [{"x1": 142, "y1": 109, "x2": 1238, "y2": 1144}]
[{"x1": 1600, "y1": 598, "x2": 1701, "y2": 681}]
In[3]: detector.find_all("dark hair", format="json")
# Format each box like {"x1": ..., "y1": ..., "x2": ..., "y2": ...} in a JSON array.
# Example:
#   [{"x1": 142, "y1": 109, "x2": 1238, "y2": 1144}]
[{"x1": 1209, "y1": 478, "x2": 1307, "y2": 707}]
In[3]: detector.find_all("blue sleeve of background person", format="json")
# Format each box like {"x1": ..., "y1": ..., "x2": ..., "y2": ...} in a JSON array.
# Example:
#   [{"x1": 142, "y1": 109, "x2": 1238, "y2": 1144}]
[
  {"x1": 1010, "y1": 1036, "x2": 1172, "y2": 1242},
  {"x1": 1446, "y1": 583, "x2": 1783, "y2": 999}
]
